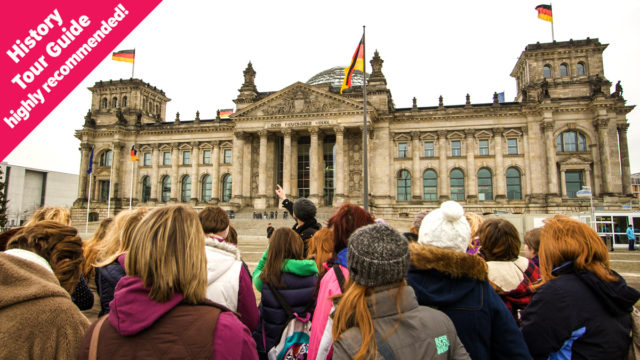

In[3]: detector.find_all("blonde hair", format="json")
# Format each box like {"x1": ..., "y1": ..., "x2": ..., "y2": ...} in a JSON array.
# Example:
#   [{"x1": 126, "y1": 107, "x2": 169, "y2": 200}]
[
  {"x1": 125, "y1": 205, "x2": 207, "y2": 304},
  {"x1": 24, "y1": 207, "x2": 71, "y2": 227},
  {"x1": 465, "y1": 212, "x2": 484, "y2": 252},
  {"x1": 82, "y1": 217, "x2": 113, "y2": 280},
  {"x1": 95, "y1": 208, "x2": 147, "y2": 267},
  {"x1": 539, "y1": 215, "x2": 618, "y2": 284}
]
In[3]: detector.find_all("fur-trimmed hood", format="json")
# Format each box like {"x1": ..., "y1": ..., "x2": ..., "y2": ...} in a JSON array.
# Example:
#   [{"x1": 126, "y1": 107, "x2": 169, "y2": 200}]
[
  {"x1": 204, "y1": 237, "x2": 242, "y2": 285},
  {"x1": 409, "y1": 242, "x2": 487, "y2": 281}
]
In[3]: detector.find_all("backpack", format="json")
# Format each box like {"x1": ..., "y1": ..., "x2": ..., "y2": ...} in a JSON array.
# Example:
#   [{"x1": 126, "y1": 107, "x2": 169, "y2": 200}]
[{"x1": 267, "y1": 283, "x2": 314, "y2": 360}]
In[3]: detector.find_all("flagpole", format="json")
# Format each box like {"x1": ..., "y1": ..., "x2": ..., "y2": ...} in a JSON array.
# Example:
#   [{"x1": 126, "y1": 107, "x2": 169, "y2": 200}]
[
  {"x1": 85, "y1": 173, "x2": 92, "y2": 235},
  {"x1": 362, "y1": 25, "x2": 368, "y2": 211},
  {"x1": 129, "y1": 160, "x2": 134, "y2": 210},
  {"x1": 107, "y1": 144, "x2": 114, "y2": 217},
  {"x1": 131, "y1": 49, "x2": 135, "y2": 78},
  {"x1": 550, "y1": 3, "x2": 555, "y2": 41}
]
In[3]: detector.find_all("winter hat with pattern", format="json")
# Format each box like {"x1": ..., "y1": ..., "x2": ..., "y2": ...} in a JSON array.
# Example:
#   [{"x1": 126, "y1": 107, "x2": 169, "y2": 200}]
[
  {"x1": 347, "y1": 224, "x2": 410, "y2": 287},
  {"x1": 418, "y1": 201, "x2": 471, "y2": 252}
]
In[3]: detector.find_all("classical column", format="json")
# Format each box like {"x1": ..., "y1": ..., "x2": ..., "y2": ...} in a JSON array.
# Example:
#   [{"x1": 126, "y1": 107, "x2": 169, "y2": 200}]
[
  {"x1": 411, "y1": 131, "x2": 422, "y2": 200},
  {"x1": 438, "y1": 130, "x2": 449, "y2": 200},
  {"x1": 112, "y1": 142, "x2": 122, "y2": 201},
  {"x1": 334, "y1": 126, "x2": 345, "y2": 203},
  {"x1": 594, "y1": 117, "x2": 612, "y2": 194},
  {"x1": 542, "y1": 122, "x2": 559, "y2": 195},
  {"x1": 560, "y1": 170, "x2": 567, "y2": 197},
  {"x1": 151, "y1": 144, "x2": 159, "y2": 202},
  {"x1": 291, "y1": 136, "x2": 298, "y2": 199},
  {"x1": 309, "y1": 127, "x2": 320, "y2": 202},
  {"x1": 170, "y1": 142, "x2": 179, "y2": 202},
  {"x1": 591, "y1": 144, "x2": 602, "y2": 196},
  {"x1": 282, "y1": 129, "x2": 292, "y2": 198},
  {"x1": 255, "y1": 130, "x2": 269, "y2": 209},
  {"x1": 190, "y1": 141, "x2": 199, "y2": 202},
  {"x1": 465, "y1": 129, "x2": 477, "y2": 201},
  {"x1": 522, "y1": 126, "x2": 532, "y2": 199},
  {"x1": 617, "y1": 123, "x2": 632, "y2": 195},
  {"x1": 78, "y1": 143, "x2": 91, "y2": 198},
  {"x1": 242, "y1": 136, "x2": 253, "y2": 204},
  {"x1": 231, "y1": 132, "x2": 245, "y2": 203},
  {"x1": 211, "y1": 141, "x2": 220, "y2": 203},
  {"x1": 494, "y1": 128, "x2": 506, "y2": 201}
]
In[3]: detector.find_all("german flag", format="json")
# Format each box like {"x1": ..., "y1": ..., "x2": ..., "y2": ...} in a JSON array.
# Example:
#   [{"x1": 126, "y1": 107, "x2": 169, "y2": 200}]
[
  {"x1": 535, "y1": 4, "x2": 553, "y2": 22},
  {"x1": 340, "y1": 36, "x2": 365, "y2": 94},
  {"x1": 219, "y1": 109, "x2": 233, "y2": 119},
  {"x1": 112, "y1": 49, "x2": 135, "y2": 63},
  {"x1": 130, "y1": 145, "x2": 139, "y2": 162}
]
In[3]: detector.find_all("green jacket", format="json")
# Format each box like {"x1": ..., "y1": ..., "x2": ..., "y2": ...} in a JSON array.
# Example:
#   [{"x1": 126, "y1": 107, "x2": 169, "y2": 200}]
[{"x1": 251, "y1": 248, "x2": 318, "y2": 291}]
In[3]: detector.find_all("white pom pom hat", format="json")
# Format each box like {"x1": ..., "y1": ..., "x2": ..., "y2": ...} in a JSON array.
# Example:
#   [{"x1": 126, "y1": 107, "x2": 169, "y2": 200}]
[{"x1": 418, "y1": 201, "x2": 471, "y2": 252}]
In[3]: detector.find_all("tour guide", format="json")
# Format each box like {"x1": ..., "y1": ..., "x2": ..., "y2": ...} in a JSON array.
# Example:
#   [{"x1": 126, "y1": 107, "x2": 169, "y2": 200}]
[{"x1": 275, "y1": 184, "x2": 321, "y2": 256}]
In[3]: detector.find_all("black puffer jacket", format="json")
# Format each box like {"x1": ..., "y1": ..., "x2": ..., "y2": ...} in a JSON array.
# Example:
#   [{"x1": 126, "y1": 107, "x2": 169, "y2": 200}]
[{"x1": 521, "y1": 262, "x2": 640, "y2": 360}]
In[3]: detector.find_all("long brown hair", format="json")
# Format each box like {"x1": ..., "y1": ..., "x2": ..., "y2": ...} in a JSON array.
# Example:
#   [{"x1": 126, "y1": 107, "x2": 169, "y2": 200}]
[
  {"x1": 539, "y1": 215, "x2": 618, "y2": 283},
  {"x1": 82, "y1": 217, "x2": 113, "y2": 280},
  {"x1": 478, "y1": 218, "x2": 521, "y2": 261},
  {"x1": 6, "y1": 221, "x2": 83, "y2": 293},
  {"x1": 327, "y1": 203, "x2": 375, "y2": 255},
  {"x1": 95, "y1": 208, "x2": 148, "y2": 267},
  {"x1": 126, "y1": 205, "x2": 207, "y2": 304},
  {"x1": 306, "y1": 228, "x2": 334, "y2": 276},
  {"x1": 332, "y1": 281, "x2": 406, "y2": 360},
  {"x1": 260, "y1": 227, "x2": 304, "y2": 287}
]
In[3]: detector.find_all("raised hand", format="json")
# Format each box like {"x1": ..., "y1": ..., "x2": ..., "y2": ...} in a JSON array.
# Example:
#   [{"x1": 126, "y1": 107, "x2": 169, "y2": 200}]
[{"x1": 275, "y1": 184, "x2": 286, "y2": 200}]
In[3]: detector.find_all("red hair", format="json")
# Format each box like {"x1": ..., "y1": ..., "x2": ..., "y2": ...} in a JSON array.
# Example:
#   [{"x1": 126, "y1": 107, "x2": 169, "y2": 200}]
[{"x1": 327, "y1": 203, "x2": 375, "y2": 255}]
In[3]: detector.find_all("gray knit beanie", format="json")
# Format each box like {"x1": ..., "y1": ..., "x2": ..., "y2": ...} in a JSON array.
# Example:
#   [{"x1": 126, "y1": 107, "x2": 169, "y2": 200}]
[
  {"x1": 347, "y1": 224, "x2": 410, "y2": 287},
  {"x1": 293, "y1": 198, "x2": 316, "y2": 222}
]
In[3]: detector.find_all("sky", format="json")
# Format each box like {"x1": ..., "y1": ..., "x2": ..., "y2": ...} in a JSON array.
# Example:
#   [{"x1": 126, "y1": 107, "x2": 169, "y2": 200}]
[{"x1": 5, "y1": 0, "x2": 640, "y2": 175}]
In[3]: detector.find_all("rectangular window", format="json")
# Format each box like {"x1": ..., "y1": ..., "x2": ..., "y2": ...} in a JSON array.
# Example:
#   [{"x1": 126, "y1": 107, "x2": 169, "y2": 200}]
[
  {"x1": 479, "y1": 139, "x2": 489, "y2": 156},
  {"x1": 99, "y1": 180, "x2": 110, "y2": 203},
  {"x1": 451, "y1": 141, "x2": 461, "y2": 157},
  {"x1": 203, "y1": 150, "x2": 211, "y2": 164},
  {"x1": 143, "y1": 153, "x2": 151, "y2": 166},
  {"x1": 182, "y1": 151, "x2": 191, "y2": 165},
  {"x1": 223, "y1": 149, "x2": 232, "y2": 164},
  {"x1": 163, "y1": 152, "x2": 170, "y2": 165},
  {"x1": 507, "y1": 139, "x2": 518, "y2": 155},
  {"x1": 565, "y1": 171, "x2": 583, "y2": 198},
  {"x1": 424, "y1": 142, "x2": 434, "y2": 157},
  {"x1": 398, "y1": 142, "x2": 408, "y2": 158}
]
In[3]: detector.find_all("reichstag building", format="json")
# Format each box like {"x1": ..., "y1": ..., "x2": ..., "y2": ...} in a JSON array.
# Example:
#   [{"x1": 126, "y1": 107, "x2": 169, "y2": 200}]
[{"x1": 72, "y1": 38, "x2": 635, "y2": 221}]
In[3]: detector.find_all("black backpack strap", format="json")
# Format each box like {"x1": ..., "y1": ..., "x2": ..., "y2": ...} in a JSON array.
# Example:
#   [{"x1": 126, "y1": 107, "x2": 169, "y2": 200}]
[
  {"x1": 266, "y1": 283, "x2": 295, "y2": 317},
  {"x1": 375, "y1": 329, "x2": 397, "y2": 360},
  {"x1": 333, "y1": 264, "x2": 346, "y2": 293}
]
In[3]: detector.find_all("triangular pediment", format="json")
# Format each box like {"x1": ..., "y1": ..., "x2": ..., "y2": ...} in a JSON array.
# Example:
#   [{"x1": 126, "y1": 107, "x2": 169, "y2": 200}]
[
  {"x1": 233, "y1": 82, "x2": 365, "y2": 118},
  {"x1": 559, "y1": 155, "x2": 592, "y2": 165}
]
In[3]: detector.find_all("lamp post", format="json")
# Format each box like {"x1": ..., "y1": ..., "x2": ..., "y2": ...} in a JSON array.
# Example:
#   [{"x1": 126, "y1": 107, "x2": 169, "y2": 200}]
[{"x1": 577, "y1": 186, "x2": 595, "y2": 230}]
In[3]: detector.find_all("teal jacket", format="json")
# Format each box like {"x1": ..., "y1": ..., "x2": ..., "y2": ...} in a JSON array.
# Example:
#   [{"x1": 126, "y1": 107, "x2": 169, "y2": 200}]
[{"x1": 627, "y1": 227, "x2": 636, "y2": 241}]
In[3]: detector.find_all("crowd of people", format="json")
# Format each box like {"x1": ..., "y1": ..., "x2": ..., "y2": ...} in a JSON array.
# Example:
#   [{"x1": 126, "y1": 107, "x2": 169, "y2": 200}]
[{"x1": 0, "y1": 185, "x2": 639, "y2": 359}]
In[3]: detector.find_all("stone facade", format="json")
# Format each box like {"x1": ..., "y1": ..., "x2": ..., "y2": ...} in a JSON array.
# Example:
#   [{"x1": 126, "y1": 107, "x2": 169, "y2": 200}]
[{"x1": 72, "y1": 38, "x2": 636, "y2": 222}]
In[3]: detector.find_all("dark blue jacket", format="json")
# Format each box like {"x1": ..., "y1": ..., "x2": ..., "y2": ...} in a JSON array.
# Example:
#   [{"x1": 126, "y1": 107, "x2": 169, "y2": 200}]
[
  {"x1": 407, "y1": 243, "x2": 532, "y2": 360},
  {"x1": 253, "y1": 272, "x2": 317, "y2": 353},
  {"x1": 521, "y1": 262, "x2": 640, "y2": 360},
  {"x1": 71, "y1": 275, "x2": 94, "y2": 310},
  {"x1": 96, "y1": 257, "x2": 126, "y2": 316}
]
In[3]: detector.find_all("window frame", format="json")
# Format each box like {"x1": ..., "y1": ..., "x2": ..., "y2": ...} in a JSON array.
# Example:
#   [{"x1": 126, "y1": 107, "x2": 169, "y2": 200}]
[
  {"x1": 565, "y1": 170, "x2": 584, "y2": 198},
  {"x1": 560, "y1": 63, "x2": 569, "y2": 77},
  {"x1": 507, "y1": 138, "x2": 518, "y2": 155},
  {"x1": 577, "y1": 62, "x2": 586, "y2": 76},
  {"x1": 506, "y1": 167, "x2": 522, "y2": 200},
  {"x1": 424, "y1": 141, "x2": 435, "y2": 158},
  {"x1": 143, "y1": 152, "x2": 151, "y2": 166},
  {"x1": 543, "y1": 64, "x2": 552, "y2": 78},
  {"x1": 423, "y1": 169, "x2": 438, "y2": 201},
  {"x1": 477, "y1": 168, "x2": 493, "y2": 201},
  {"x1": 450, "y1": 169, "x2": 465, "y2": 201},
  {"x1": 163, "y1": 151, "x2": 171, "y2": 165},
  {"x1": 221, "y1": 174, "x2": 232, "y2": 202},
  {"x1": 478, "y1": 139, "x2": 489, "y2": 156},
  {"x1": 181, "y1": 176, "x2": 191, "y2": 202},
  {"x1": 451, "y1": 140, "x2": 461, "y2": 157},
  {"x1": 161, "y1": 176, "x2": 171, "y2": 202},
  {"x1": 223, "y1": 149, "x2": 232, "y2": 164},
  {"x1": 397, "y1": 170, "x2": 411, "y2": 201},
  {"x1": 141, "y1": 176, "x2": 151, "y2": 202},
  {"x1": 201, "y1": 175, "x2": 212, "y2": 202},
  {"x1": 202, "y1": 149, "x2": 211, "y2": 165},
  {"x1": 398, "y1": 142, "x2": 408, "y2": 158},
  {"x1": 182, "y1": 150, "x2": 191, "y2": 165}
]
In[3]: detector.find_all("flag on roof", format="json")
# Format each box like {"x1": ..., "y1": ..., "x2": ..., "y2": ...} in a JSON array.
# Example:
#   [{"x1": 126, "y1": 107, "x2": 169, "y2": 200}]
[
  {"x1": 535, "y1": 4, "x2": 553, "y2": 22},
  {"x1": 130, "y1": 145, "x2": 138, "y2": 162},
  {"x1": 87, "y1": 147, "x2": 94, "y2": 174},
  {"x1": 340, "y1": 36, "x2": 365, "y2": 94},
  {"x1": 219, "y1": 109, "x2": 233, "y2": 119},
  {"x1": 112, "y1": 49, "x2": 135, "y2": 63},
  {"x1": 498, "y1": 92, "x2": 505, "y2": 103}
]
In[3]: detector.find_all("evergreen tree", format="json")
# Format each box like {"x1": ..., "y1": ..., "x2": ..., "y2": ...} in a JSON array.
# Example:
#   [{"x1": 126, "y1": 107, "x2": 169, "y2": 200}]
[{"x1": 0, "y1": 167, "x2": 7, "y2": 228}]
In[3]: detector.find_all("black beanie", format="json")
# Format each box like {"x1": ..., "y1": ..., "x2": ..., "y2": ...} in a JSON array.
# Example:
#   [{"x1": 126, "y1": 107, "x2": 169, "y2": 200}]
[{"x1": 293, "y1": 198, "x2": 316, "y2": 222}]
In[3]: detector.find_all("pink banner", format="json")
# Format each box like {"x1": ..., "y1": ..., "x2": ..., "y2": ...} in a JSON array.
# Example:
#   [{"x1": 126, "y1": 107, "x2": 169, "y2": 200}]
[{"x1": 0, "y1": 0, "x2": 162, "y2": 161}]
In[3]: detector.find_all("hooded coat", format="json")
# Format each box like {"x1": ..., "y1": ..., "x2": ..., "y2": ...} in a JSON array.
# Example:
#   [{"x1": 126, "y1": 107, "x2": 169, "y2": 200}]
[
  {"x1": 96, "y1": 254, "x2": 126, "y2": 316},
  {"x1": 407, "y1": 243, "x2": 532, "y2": 360},
  {"x1": 486, "y1": 256, "x2": 540, "y2": 322},
  {"x1": 78, "y1": 273, "x2": 258, "y2": 359},
  {"x1": 0, "y1": 250, "x2": 90, "y2": 360},
  {"x1": 205, "y1": 237, "x2": 259, "y2": 331},
  {"x1": 520, "y1": 262, "x2": 640, "y2": 360}
]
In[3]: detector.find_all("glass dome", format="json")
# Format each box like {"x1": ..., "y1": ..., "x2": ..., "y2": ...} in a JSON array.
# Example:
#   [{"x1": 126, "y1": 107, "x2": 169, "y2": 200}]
[{"x1": 307, "y1": 66, "x2": 369, "y2": 89}]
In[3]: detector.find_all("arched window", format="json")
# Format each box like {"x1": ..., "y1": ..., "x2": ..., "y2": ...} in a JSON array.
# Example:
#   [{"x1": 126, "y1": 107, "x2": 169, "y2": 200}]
[
  {"x1": 201, "y1": 175, "x2": 212, "y2": 202},
  {"x1": 450, "y1": 169, "x2": 465, "y2": 201},
  {"x1": 221, "y1": 174, "x2": 232, "y2": 202},
  {"x1": 112, "y1": 96, "x2": 118, "y2": 108},
  {"x1": 477, "y1": 168, "x2": 493, "y2": 201},
  {"x1": 155, "y1": 104, "x2": 160, "y2": 114},
  {"x1": 423, "y1": 169, "x2": 438, "y2": 201},
  {"x1": 556, "y1": 131, "x2": 587, "y2": 152},
  {"x1": 560, "y1": 63, "x2": 569, "y2": 77},
  {"x1": 397, "y1": 170, "x2": 411, "y2": 201},
  {"x1": 141, "y1": 176, "x2": 151, "y2": 202},
  {"x1": 506, "y1": 167, "x2": 522, "y2": 200},
  {"x1": 543, "y1": 64, "x2": 552, "y2": 78},
  {"x1": 181, "y1": 176, "x2": 191, "y2": 202},
  {"x1": 99, "y1": 150, "x2": 113, "y2": 167},
  {"x1": 101, "y1": 97, "x2": 108, "y2": 109},
  {"x1": 577, "y1": 62, "x2": 585, "y2": 76},
  {"x1": 161, "y1": 176, "x2": 171, "y2": 202},
  {"x1": 122, "y1": 96, "x2": 128, "y2": 107}
]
